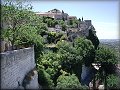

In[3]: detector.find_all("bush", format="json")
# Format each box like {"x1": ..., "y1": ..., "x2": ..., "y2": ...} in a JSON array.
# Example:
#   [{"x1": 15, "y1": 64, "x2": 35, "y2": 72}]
[
  {"x1": 38, "y1": 69, "x2": 54, "y2": 89},
  {"x1": 106, "y1": 74, "x2": 120, "y2": 89},
  {"x1": 56, "y1": 40, "x2": 82, "y2": 74},
  {"x1": 56, "y1": 73, "x2": 87, "y2": 90},
  {"x1": 95, "y1": 46, "x2": 117, "y2": 75},
  {"x1": 37, "y1": 51, "x2": 62, "y2": 87},
  {"x1": 37, "y1": 51, "x2": 61, "y2": 77},
  {"x1": 74, "y1": 37, "x2": 95, "y2": 66},
  {"x1": 1, "y1": 3, "x2": 44, "y2": 50},
  {"x1": 95, "y1": 46, "x2": 117, "y2": 64}
]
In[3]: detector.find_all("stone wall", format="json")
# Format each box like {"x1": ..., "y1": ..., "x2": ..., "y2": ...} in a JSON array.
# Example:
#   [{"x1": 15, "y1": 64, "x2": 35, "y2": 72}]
[{"x1": 1, "y1": 47, "x2": 39, "y2": 89}]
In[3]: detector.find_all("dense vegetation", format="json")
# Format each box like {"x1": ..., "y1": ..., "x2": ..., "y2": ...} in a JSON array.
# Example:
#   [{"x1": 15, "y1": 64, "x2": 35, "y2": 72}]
[
  {"x1": 1, "y1": 1, "x2": 120, "y2": 89},
  {"x1": 100, "y1": 39, "x2": 120, "y2": 64}
]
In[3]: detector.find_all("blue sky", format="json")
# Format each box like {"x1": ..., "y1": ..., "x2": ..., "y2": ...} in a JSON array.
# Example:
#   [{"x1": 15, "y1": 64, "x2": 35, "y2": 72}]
[{"x1": 4, "y1": 0, "x2": 119, "y2": 39}]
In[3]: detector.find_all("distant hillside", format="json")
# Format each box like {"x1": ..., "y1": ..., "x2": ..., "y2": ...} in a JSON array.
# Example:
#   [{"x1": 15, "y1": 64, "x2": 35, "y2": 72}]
[{"x1": 99, "y1": 39, "x2": 120, "y2": 52}]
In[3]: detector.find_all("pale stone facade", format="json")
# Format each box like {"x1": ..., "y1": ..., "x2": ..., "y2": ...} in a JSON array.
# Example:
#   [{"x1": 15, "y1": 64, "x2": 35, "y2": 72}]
[
  {"x1": 84, "y1": 20, "x2": 92, "y2": 27},
  {"x1": 36, "y1": 9, "x2": 68, "y2": 20},
  {"x1": 78, "y1": 20, "x2": 95, "y2": 37},
  {"x1": 1, "y1": 47, "x2": 39, "y2": 89},
  {"x1": 67, "y1": 16, "x2": 77, "y2": 20},
  {"x1": 78, "y1": 21, "x2": 90, "y2": 37},
  {"x1": 67, "y1": 19, "x2": 96, "y2": 41}
]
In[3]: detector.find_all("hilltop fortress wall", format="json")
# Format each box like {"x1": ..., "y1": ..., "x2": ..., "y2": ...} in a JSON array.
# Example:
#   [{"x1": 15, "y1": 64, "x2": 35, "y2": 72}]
[{"x1": 1, "y1": 47, "x2": 39, "y2": 89}]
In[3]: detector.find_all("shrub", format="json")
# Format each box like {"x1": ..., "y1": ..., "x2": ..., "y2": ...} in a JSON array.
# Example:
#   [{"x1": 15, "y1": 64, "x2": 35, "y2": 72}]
[
  {"x1": 38, "y1": 69, "x2": 54, "y2": 89},
  {"x1": 56, "y1": 73, "x2": 85, "y2": 90},
  {"x1": 106, "y1": 74, "x2": 120, "y2": 89}
]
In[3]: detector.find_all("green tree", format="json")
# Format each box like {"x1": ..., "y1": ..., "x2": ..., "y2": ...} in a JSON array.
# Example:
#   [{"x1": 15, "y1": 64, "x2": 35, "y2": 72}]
[
  {"x1": 78, "y1": 18, "x2": 81, "y2": 22},
  {"x1": 56, "y1": 40, "x2": 82, "y2": 81},
  {"x1": 38, "y1": 68, "x2": 54, "y2": 89},
  {"x1": 95, "y1": 45, "x2": 117, "y2": 74},
  {"x1": 95, "y1": 45, "x2": 118, "y2": 89},
  {"x1": 69, "y1": 20, "x2": 73, "y2": 25},
  {"x1": 74, "y1": 37, "x2": 95, "y2": 66},
  {"x1": 56, "y1": 72, "x2": 88, "y2": 90},
  {"x1": 61, "y1": 24, "x2": 67, "y2": 31},
  {"x1": 106, "y1": 74, "x2": 120, "y2": 89},
  {"x1": 1, "y1": 1, "x2": 44, "y2": 50},
  {"x1": 86, "y1": 29, "x2": 99, "y2": 49},
  {"x1": 37, "y1": 51, "x2": 62, "y2": 86},
  {"x1": 47, "y1": 32, "x2": 63, "y2": 44},
  {"x1": 68, "y1": 19, "x2": 79, "y2": 28},
  {"x1": 58, "y1": 20, "x2": 65, "y2": 25},
  {"x1": 47, "y1": 32, "x2": 56, "y2": 43},
  {"x1": 45, "y1": 18, "x2": 53, "y2": 27},
  {"x1": 36, "y1": 23, "x2": 48, "y2": 36},
  {"x1": 95, "y1": 45, "x2": 117, "y2": 65}
]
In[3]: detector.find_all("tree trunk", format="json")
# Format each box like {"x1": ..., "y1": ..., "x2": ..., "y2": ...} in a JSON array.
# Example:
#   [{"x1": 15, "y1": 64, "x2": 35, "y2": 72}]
[
  {"x1": 93, "y1": 73, "x2": 96, "y2": 89},
  {"x1": 104, "y1": 71, "x2": 107, "y2": 89}
]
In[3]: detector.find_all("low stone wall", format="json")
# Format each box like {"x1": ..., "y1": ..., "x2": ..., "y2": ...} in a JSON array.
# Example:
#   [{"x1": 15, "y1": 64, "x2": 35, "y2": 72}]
[{"x1": 0, "y1": 47, "x2": 39, "y2": 89}]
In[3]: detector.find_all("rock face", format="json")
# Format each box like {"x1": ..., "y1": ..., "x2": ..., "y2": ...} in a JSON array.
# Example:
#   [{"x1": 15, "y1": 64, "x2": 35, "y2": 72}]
[
  {"x1": 22, "y1": 68, "x2": 39, "y2": 89},
  {"x1": 98, "y1": 85, "x2": 104, "y2": 90},
  {"x1": 67, "y1": 20, "x2": 97, "y2": 42},
  {"x1": 81, "y1": 65, "x2": 95, "y2": 86},
  {"x1": 0, "y1": 47, "x2": 39, "y2": 89},
  {"x1": 0, "y1": 40, "x2": 12, "y2": 52}
]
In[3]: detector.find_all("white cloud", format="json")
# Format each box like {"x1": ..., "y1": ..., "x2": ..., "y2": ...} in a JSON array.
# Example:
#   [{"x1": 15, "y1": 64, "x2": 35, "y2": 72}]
[{"x1": 92, "y1": 22, "x2": 119, "y2": 39}]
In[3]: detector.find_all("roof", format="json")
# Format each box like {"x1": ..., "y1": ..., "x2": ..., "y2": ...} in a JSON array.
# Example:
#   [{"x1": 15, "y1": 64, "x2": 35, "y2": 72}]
[
  {"x1": 36, "y1": 12, "x2": 63, "y2": 15},
  {"x1": 48, "y1": 8, "x2": 61, "y2": 13},
  {"x1": 68, "y1": 16, "x2": 77, "y2": 18}
]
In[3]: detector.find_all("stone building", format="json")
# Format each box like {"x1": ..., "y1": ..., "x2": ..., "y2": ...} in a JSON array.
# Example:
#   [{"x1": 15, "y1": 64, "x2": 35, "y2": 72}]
[
  {"x1": 84, "y1": 20, "x2": 92, "y2": 27},
  {"x1": 67, "y1": 16, "x2": 77, "y2": 20},
  {"x1": 47, "y1": 24, "x2": 66, "y2": 33},
  {"x1": 78, "y1": 20, "x2": 95, "y2": 37},
  {"x1": 36, "y1": 9, "x2": 68, "y2": 20},
  {"x1": 36, "y1": 9, "x2": 78, "y2": 21},
  {"x1": 67, "y1": 19, "x2": 96, "y2": 41}
]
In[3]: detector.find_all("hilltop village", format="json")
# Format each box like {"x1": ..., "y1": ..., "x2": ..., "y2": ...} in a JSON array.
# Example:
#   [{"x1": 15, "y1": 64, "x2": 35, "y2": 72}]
[
  {"x1": 1, "y1": 8, "x2": 97, "y2": 52},
  {"x1": 35, "y1": 8, "x2": 96, "y2": 43},
  {"x1": 1, "y1": 4, "x2": 119, "y2": 89},
  {"x1": 1, "y1": 8, "x2": 99, "y2": 89},
  {"x1": 36, "y1": 9, "x2": 95, "y2": 36}
]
